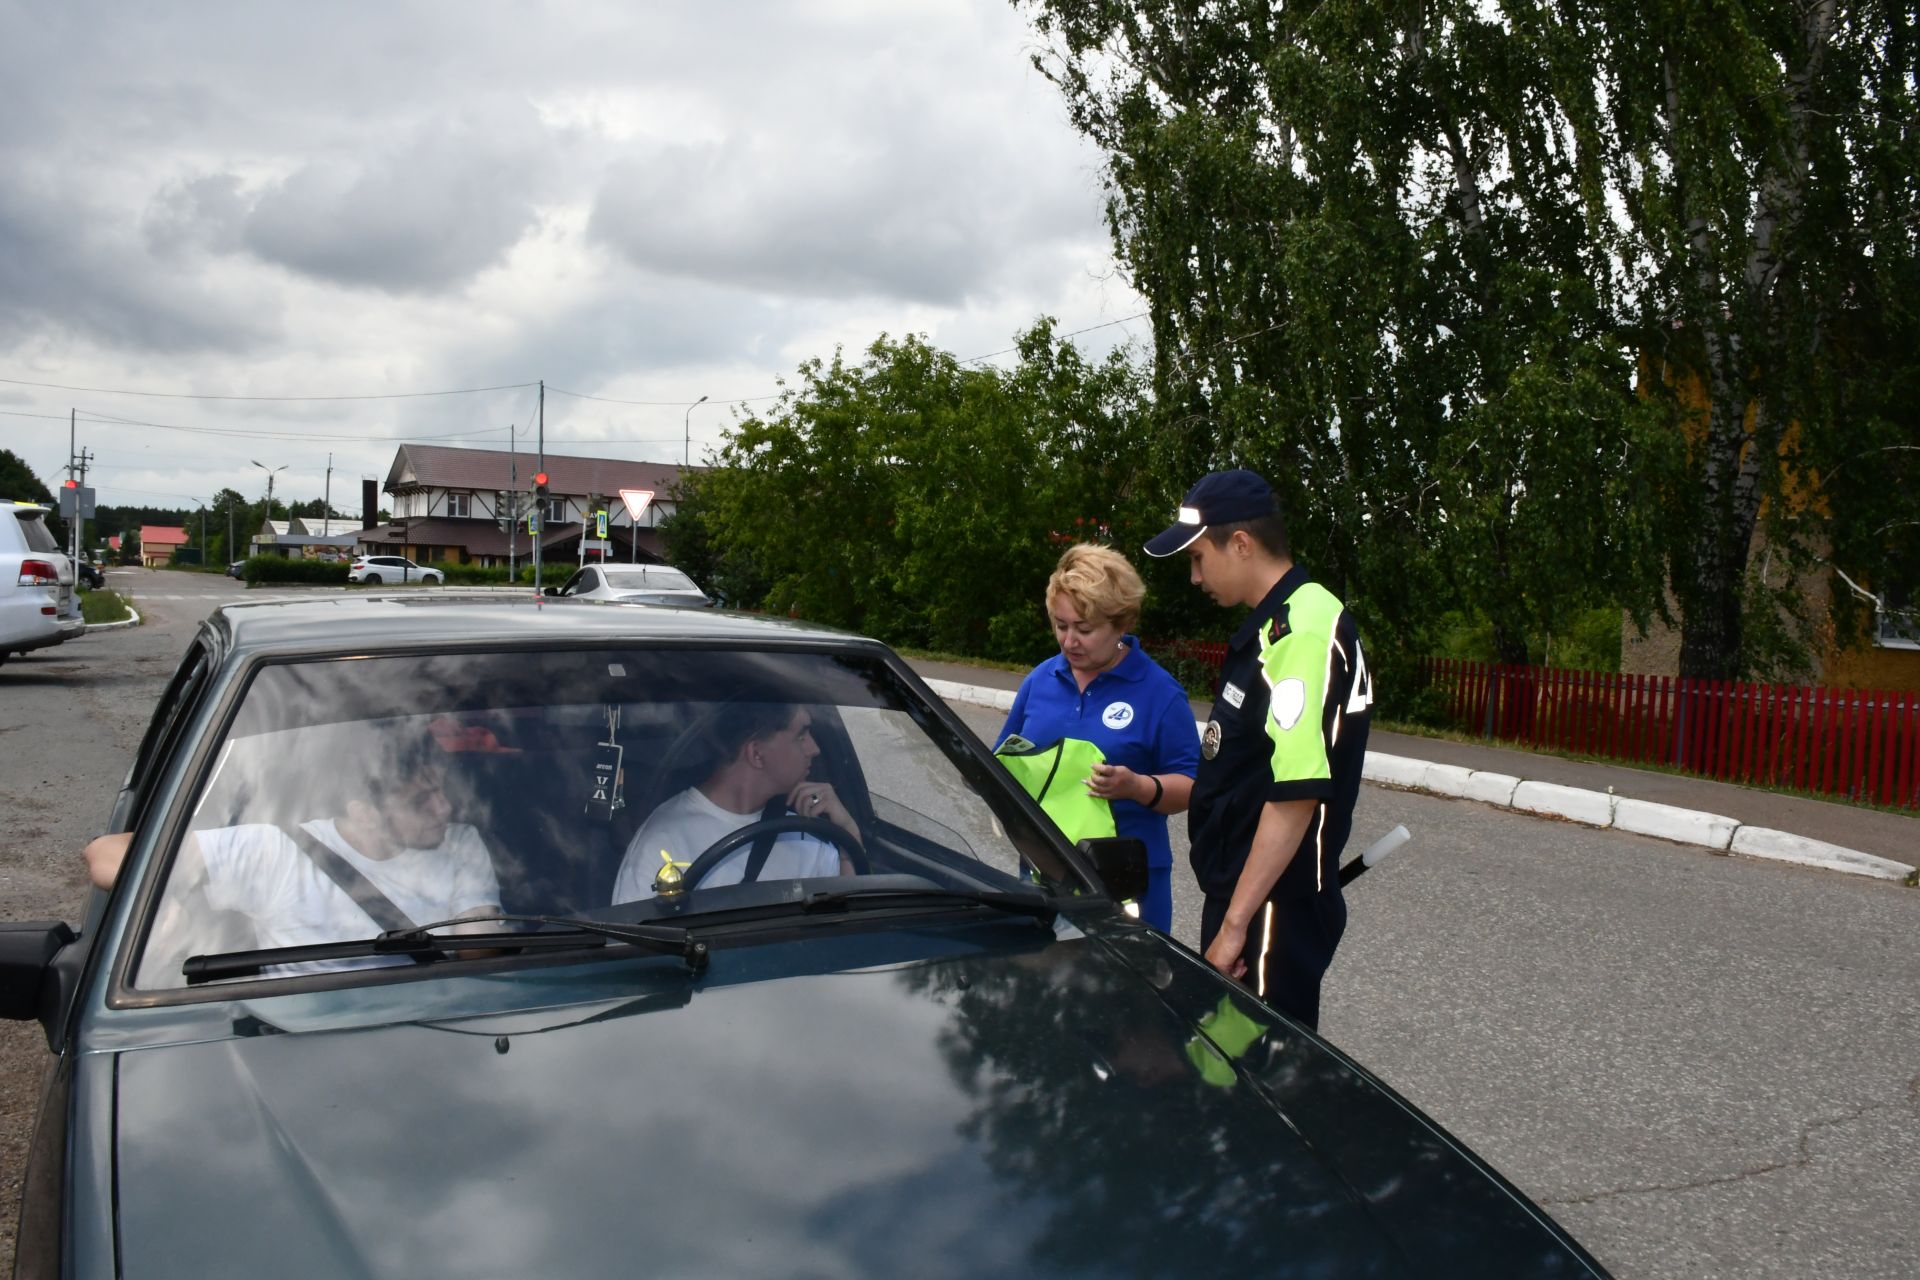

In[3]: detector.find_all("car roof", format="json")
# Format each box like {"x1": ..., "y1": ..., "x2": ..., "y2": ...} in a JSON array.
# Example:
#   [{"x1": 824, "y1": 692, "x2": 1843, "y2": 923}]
[{"x1": 204, "y1": 593, "x2": 871, "y2": 659}]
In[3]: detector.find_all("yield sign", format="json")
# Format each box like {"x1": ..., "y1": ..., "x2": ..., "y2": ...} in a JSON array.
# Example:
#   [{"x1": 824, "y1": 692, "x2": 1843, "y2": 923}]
[{"x1": 618, "y1": 488, "x2": 656, "y2": 521}]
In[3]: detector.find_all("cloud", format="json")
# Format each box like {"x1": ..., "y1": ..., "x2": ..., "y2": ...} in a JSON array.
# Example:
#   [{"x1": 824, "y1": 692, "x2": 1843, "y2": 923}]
[
  {"x1": 237, "y1": 108, "x2": 559, "y2": 293},
  {"x1": 0, "y1": 172, "x2": 276, "y2": 354},
  {"x1": 0, "y1": 0, "x2": 1137, "y2": 497}
]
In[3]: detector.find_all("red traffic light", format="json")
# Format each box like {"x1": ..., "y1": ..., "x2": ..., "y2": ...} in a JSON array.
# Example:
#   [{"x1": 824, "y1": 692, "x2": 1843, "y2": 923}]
[
  {"x1": 63, "y1": 479, "x2": 79, "y2": 489},
  {"x1": 533, "y1": 472, "x2": 549, "y2": 486}
]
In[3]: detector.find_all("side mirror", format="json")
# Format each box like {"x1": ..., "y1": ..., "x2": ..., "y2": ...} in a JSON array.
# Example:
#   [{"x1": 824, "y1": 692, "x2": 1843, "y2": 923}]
[
  {"x1": 542, "y1": 586, "x2": 561, "y2": 597},
  {"x1": 1076, "y1": 837, "x2": 1148, "y2": 906},
  {"x1": 1, "y1": 921, "x2": 77, "y2": 1026}
]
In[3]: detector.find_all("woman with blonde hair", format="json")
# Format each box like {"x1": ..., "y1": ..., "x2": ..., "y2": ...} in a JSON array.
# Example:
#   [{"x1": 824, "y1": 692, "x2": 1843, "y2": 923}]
[{"x1": 996, "y1": 544, "x2": 1198, "y2": 930}]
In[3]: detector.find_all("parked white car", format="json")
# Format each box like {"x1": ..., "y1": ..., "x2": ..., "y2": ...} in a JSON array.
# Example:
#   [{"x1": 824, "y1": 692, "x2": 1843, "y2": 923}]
[
  {"x1": 546, "y1": 563, "x2": 712, "y2": 607},
  {"x1": 1, "y1": 501, "x2": 85, "y2": 665},
  {"x1": 347, "y1": 555, "x2": 444, "y2": 585}
]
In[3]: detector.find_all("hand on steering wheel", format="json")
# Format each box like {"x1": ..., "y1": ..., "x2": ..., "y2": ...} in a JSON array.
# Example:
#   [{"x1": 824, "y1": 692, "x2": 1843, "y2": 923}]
[{"x1": 677, "y1": 814, "x2": 870, "y2": 890}]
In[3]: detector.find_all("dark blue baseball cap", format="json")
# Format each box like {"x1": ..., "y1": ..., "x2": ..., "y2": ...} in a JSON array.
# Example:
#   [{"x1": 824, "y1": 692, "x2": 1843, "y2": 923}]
[{"x1": 1143, "y1": 469, "x2": 1277, "y2": 558}]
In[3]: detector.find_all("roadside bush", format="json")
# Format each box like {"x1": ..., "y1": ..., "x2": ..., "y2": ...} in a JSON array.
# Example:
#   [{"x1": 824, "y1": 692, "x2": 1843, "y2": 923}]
[
  {"x1": 427, "y1": 561, "x2": 513, "y2": 584},
  {"x1": 424, "y1": 561, "x2": 580, "y2": 585},
  {"x1": 243, "y1": 557, "x2": 349, "y2": 585}
]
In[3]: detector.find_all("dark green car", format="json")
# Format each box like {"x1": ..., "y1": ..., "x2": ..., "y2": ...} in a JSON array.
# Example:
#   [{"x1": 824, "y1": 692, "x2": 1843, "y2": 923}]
[{"x1": 4, "y1": 597, "x2": 1608, "y2": 1278}]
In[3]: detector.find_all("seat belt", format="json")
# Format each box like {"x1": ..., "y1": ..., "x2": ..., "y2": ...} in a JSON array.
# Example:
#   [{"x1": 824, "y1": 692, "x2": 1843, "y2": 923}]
[
  {"x1": 284, "y1": 825, "x2": 421, "y2": 935},
  {"x1": 740, "y1": 797, "x2": 789, "y2": 884}
]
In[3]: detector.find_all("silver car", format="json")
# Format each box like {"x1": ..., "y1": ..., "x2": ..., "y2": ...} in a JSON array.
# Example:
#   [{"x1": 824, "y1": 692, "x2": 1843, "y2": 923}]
[
  {"x1": 546, "y1": 563, "x2": 711, "y2": 607},
  {"x1": 1, "y1": 501, "x2": 85, "y2": 666}
]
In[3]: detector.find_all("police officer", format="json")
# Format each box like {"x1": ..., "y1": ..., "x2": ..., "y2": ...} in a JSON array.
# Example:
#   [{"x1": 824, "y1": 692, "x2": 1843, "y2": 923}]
[{"x1": 1144, "y1": 470, "x2": 1373, "y2": 1029}]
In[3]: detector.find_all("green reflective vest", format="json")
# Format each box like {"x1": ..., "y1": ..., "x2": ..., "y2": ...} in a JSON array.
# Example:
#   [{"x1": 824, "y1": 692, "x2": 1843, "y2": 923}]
[{"x1": 994, "y1": 734, "x2": 1118, "y2": 843}]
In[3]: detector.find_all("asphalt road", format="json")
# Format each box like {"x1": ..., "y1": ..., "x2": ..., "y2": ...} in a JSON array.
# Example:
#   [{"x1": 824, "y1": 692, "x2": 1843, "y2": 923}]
[{"x1": 2, "y1": 570, "x2": 1915, "y2": 1278}]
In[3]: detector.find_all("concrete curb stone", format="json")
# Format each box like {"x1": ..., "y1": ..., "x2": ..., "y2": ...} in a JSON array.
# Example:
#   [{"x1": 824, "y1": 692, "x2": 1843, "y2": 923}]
[
  {"x1": 1462, "y1": 771, "x2": 1522, "y2": 808},
  {"x1": 1512, "y1": 780, "x2": 1616, "y2": 827},
  {"x1": 921, "y1": 677, "x2": 1912, "y2": 886},
  {"x1": 1728, "y1": 826, "x2": 1913, "y2": 882},
  {"x1": 82, "y1": 606, "x2": 142, "y2": 633},
  {"x1": 1612, "y1": 798, "x2": 1738, "y2": 851}
]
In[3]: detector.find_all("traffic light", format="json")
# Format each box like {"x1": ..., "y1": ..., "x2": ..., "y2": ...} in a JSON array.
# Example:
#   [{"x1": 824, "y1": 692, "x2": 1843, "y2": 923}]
[
  {"x1": 63, "y1": 478, "x2": 78, "y2": 489},
  {"x1": 533, "y1": 472, "x2": 549, "y2": 498}
]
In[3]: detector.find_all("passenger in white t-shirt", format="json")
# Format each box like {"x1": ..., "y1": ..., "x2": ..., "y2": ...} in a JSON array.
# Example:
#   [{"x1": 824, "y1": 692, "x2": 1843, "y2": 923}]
[
  {"x1": 86, "y1": 733, "x2": 501, "y2": 973},
  {"x1": 611, "y1": 703, "x2": 859, "y2": 903}
]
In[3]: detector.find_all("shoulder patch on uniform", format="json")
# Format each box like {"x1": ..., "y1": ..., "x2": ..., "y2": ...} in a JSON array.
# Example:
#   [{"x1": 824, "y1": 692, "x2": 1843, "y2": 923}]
[
  {"x1": 1265, "y1": 614, "x2": 1291, "y2": 645},
  {"x1": 1272, "y1": 678, "x2": 1307, "y2": 731}
]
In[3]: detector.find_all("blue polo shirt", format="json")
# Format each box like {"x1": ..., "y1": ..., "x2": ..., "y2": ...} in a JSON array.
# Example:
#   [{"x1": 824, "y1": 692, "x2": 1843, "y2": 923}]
[{"x1": 997, "y1": 639, "x2": 1200, "y2": 870}]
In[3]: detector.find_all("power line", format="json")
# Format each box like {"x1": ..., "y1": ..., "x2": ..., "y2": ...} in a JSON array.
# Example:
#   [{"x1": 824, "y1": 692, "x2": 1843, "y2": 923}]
[
  {"x1": 958, "y1": 312, "x2": 1149, "y2": 365},
  {"x1": 0, "y1": 375, "x2": 538, "y2": 402},
  {"x1": 546, "y1": 386, "x2": 781, "y2": 407}
]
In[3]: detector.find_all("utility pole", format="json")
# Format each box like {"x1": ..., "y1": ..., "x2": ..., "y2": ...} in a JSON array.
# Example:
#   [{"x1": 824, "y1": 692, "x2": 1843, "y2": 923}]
[
  {"x1": 67, "y1": 410, "x2": 77, "y2": 564},
  {"x1": 73, "y1": 443, "x2": 93, "y2": 566},
  {"x1": 535, "y1": 380, "x2": 545, "y2": 594},
  {"x1": 508, "y1": 422, "x2": 518, "y2": 580},
  {"x1": 324, "y1": 453, "x2": 333, "y2": 522}
]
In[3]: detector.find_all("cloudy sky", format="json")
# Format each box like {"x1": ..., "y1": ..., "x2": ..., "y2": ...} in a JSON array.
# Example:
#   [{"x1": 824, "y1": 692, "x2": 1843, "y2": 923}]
[{"x1": 0, "y1": 0, "x2": 1143, "y2": 516}]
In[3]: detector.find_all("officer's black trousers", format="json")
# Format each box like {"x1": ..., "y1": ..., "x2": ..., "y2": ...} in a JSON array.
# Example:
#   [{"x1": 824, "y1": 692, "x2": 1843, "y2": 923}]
[{"x1": 1199, "y1": 889, "x2": 1347, "y2": 1031}]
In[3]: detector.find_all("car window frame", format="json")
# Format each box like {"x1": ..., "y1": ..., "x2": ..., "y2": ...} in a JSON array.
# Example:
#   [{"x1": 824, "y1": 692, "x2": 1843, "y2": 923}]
[{"x1": 111, "y1": 638, "x2": 217, "y2": 835}]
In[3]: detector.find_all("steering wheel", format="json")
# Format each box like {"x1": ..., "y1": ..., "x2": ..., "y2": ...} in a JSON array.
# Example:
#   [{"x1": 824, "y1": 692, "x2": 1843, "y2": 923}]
[{"x1": 678, "y1": 814, "x2": 870, "y2": 889}]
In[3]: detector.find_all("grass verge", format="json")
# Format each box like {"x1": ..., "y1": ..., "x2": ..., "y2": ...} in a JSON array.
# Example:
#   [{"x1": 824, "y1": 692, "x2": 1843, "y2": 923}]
[{"x1": 80, "y1": 590, "x2": 133, "y2": 624}]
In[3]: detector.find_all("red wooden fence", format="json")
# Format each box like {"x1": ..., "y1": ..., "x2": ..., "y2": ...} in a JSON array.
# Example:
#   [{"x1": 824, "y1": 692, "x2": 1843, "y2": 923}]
[{"x1": 1418, "y1": 658, "x2": 1920, "y2": 809}]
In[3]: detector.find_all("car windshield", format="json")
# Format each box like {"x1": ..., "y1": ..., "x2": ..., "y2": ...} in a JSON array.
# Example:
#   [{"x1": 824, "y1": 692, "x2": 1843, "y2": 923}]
[
  {"x1": 133, "y1": 646, "x2": 1077, "y2": 991},
  {"x1": 599, "y1": 566, "x2": 699, "y2": 592}
]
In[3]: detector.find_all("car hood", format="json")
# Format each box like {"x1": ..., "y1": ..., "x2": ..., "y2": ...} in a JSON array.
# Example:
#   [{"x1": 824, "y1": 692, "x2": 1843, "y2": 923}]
[{"x1": 110, "y1": 925, "x2": 1601, "y2": 1279}]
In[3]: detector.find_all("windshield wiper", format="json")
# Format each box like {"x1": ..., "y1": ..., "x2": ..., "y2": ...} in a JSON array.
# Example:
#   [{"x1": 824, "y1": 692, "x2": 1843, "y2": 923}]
[
  {"x1": 183, "y1": 913, "x2": 708, "y2": 984},
  {"x1": 799, "y1": 885, "x2": 1058, "y2": 924}
]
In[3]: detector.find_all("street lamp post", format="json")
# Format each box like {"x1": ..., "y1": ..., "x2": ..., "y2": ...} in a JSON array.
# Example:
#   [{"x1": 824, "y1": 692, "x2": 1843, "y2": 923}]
[
  {"x1": 683, "y1": 395, "x2": 709, "y2": 468},
  {"x1": 250, "y1": 460, "x2": 287, "y2": 561}
]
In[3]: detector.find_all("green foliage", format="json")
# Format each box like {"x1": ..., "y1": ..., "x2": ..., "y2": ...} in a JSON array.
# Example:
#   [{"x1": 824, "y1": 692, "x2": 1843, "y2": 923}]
[
  {"x1": 242, "y1": 557, "x2": 350, "y2": 585},
  {"x1": 1020, "y1": 0, "x2": 1673, "y2": 683},
  {"x1": 428, "y1": 561, "x2": 514, "y2": 584},
  {"x1": 0, "y1": 448, "x2": 55, "y2": 507},
  {"x1": 1019, "y1": 0, "x2": 1920, "y2": 681},
  {"x1": 686, "y1": 323, "x2": 1158, "y2": 662},
  {"x1": 0, "y1": 448, "x2": 67, "y2": 544}
]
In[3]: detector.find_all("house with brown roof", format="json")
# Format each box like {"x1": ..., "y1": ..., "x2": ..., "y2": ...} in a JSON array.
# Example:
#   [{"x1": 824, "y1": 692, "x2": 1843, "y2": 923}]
[
  {"x1": 358, "y1": 445, "x2": 697, "y2": 568},
  {"x1": 138, "y1": 525, "x2": 190, "y2": 568}
]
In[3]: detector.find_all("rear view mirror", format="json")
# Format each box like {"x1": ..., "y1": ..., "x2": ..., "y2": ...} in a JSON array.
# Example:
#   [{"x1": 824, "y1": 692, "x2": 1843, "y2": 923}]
[{"x1": 1076, "y1": 837, "x2": 1148, "y2": 905}]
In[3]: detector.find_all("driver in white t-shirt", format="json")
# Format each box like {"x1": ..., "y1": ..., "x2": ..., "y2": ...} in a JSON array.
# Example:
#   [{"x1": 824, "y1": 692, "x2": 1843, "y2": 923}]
[{"x1": 611, "y1": 703, "x2": 858, "y2": 903}]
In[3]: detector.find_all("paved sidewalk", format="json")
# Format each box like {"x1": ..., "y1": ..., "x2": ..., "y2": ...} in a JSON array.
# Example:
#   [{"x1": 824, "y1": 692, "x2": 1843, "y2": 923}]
[{"x1": 905, "y1": 657, "x2": 1918, "y2": 872}]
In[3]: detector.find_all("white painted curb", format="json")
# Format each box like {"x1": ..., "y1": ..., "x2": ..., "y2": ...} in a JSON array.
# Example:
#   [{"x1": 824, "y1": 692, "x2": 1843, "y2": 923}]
[
  {"x1": 1728, "y1": 827, "x2": 1913, "y2": 882},
  {"x1": 1612, "y1": 798, "x2": 1738, "y2": 851},
  {"x1": 1463, "y1": 771, "x2": 1521, "y2": 808},
  {"x1": 83, "y1": 606, "x2": 142, "y2": 632},
  {"x1": 924, "y1": 677, "x2": 1914, "y2": 885},
  {"x1": 1513, "y1": 780, "x2": 1616, "y2": 827}
]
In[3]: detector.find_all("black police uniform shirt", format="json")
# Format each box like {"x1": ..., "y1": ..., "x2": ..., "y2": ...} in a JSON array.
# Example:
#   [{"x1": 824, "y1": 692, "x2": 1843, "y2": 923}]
[{"x1": 1188, "y1": 564, "x2": 1374, "y2": 902}]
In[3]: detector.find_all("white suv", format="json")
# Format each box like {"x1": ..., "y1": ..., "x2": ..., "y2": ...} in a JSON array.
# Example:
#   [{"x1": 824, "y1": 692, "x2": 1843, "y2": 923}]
[
  {"x1": 347, "y1": 555, "x2": 443, "y2": 585},
  {"x1": 1, "y1": 502, "x2": 85, "y2": 666}
]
